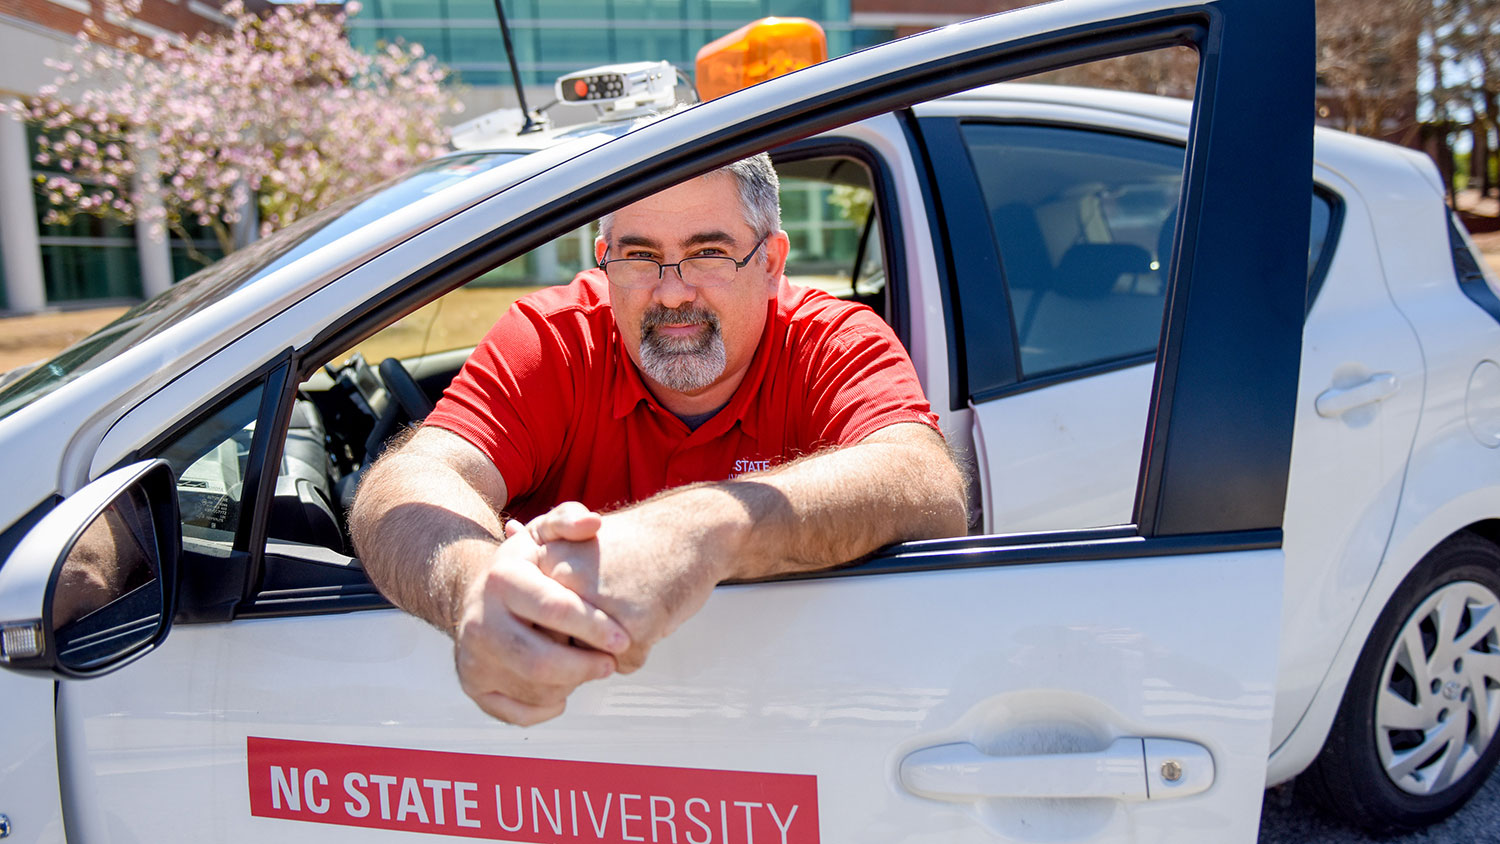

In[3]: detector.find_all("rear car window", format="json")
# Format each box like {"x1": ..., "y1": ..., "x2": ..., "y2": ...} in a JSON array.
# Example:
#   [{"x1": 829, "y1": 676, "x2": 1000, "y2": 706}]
[
  {"x1": 1448, "y1": 212, "x2": 1500, "y2": 325},
  {"x1": 960, "y1": 123, "x2": 1337, "y2": 379}
]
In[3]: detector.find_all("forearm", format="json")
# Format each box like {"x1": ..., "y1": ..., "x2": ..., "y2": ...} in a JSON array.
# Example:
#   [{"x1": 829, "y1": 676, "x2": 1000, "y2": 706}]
[
  {"x1": 624, "y1": 424, "x2": 967, "y2": 582},
  {"x1": 348, "y1": 438, "x2": 506, "y2": 632}
]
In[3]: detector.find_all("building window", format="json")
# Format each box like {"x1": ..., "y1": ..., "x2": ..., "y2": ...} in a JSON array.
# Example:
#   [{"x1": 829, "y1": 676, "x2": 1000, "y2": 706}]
[
  {"x1": 32, "y1": 180, "x2": 144, "y2": 303},
  {"x1": 348, "y1": 0, "x2": 859, "y2": 89}
]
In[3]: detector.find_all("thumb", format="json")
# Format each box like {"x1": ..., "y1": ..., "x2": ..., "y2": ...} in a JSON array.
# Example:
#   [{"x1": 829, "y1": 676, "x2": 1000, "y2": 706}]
[{"x1": 527, "y1": 500, "x2": 603, "y2": 544}]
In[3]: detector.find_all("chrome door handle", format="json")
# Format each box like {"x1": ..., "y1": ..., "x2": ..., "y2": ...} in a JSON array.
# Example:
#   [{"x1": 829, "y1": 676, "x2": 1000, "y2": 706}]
[
  {"x1": 1315, "y1": 372, "x2": 1398, "y2": 418},
  {"x1": 899, "y1": 737, "x2": 1213, "y2": 801}
]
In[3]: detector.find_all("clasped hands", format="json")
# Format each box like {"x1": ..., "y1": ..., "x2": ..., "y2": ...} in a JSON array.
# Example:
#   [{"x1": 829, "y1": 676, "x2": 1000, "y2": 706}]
[{"x1": 453, "y1": 500, "x2": 725, "y2": 726}]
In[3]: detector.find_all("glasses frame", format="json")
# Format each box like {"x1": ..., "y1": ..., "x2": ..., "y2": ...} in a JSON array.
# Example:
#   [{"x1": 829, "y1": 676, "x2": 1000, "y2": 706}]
[{"x1": 599, "y1": 236, "x2": 767, "y2": 289}]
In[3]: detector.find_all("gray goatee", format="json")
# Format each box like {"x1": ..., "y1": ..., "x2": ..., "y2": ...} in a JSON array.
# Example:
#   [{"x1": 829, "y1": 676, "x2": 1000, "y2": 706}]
[{"x1": 639, "y1": 303, "x2": 726, "y2": 392}]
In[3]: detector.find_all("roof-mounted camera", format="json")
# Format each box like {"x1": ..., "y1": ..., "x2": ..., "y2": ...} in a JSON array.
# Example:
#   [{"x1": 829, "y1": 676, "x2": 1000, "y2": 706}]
[{"x1": 555, "y1": 61, "x2": 679, "y2": 119}]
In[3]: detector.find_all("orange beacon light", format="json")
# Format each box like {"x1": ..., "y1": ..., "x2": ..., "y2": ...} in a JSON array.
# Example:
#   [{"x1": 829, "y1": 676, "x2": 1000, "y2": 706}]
[{"x1": 694, "y1": 17, "x2": 828, "y2": 102}]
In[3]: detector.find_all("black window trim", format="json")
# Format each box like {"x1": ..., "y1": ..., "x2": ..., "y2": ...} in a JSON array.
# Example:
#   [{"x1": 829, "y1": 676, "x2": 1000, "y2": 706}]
[
  {"x1": 1306, "y1": 185, "x2": 1345, "y2": 312},
  {"x1": 897, "y1": 107, "x2": 968, "y2": 412},
  {"x1": 910, "y1": 115, "x2": 1020, "y2": 404},
  {"x1": 1134, "y1": 0, "x2": 1312, "y2": 537},
  {"x1": 111, "y1": 349, "x2": 293, "y2": 622},
  {"x1": 1447, "y1": 211, "x2": 1500, "y2": 325}
]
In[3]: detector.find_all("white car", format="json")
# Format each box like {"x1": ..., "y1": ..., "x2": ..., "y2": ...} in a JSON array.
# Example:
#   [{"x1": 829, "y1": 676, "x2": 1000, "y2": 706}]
[{"x1": 1, "y1": 0, "x2": 1495, "y2": 841}]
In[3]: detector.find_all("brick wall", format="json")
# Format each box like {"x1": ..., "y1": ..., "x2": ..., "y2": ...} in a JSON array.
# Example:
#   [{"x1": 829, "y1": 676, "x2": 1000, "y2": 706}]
[
  {"x1": 853, "y1": 0, "x2": 1030, "y2": 16},
  {"x1": 0, "y1": 0, "x2": 230, "y2": 44},
  {"x1": 850, "y1": 0, "x2": 1037, "y2": 37}
]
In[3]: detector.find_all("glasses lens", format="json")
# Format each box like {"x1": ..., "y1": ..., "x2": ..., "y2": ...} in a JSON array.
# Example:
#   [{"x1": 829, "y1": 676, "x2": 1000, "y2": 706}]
[
  {"x1": 680, "y1": 256, "x2": 738, "y2": 288},
  {"x1": 605, "y1": 259, "x2": 661, "y2": 289}
]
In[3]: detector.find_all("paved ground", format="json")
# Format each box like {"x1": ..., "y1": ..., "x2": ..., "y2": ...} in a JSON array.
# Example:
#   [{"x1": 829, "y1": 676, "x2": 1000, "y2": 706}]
[
  {"x1": 0, "y1": 304, "x2": 126, "y2": 373},
  {"x1": 1258, "y1": 774, "x2": 1500, "y2": 842}
]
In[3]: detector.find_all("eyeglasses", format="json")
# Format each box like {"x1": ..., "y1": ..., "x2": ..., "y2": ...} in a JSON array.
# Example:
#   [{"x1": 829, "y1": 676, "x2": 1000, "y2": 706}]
[{"x1": 600, "y1": 237, "x2": 766, "y2": 290}]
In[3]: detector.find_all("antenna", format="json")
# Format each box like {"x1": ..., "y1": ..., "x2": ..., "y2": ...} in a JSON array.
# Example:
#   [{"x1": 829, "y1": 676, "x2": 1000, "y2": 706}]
[{"x1": 492, "y1": 0, "x2": 543, "y2": 134}]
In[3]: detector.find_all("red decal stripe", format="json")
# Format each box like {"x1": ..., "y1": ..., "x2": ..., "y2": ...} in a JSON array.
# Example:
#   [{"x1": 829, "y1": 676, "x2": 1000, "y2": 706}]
[{"x1": 247, "y1": 736, "x2": 819, "y2": 843}]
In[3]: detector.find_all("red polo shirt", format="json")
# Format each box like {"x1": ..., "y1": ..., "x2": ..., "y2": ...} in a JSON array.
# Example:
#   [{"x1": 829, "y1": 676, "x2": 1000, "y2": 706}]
[{"x1": 424, "y1": 270, "x2": 940, "y2": 522}]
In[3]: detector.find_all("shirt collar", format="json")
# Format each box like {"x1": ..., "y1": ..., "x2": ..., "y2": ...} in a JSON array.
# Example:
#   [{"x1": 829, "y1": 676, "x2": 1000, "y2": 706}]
[{"x1": 607, "y1": 276, "x2": 790, "y2": 441}]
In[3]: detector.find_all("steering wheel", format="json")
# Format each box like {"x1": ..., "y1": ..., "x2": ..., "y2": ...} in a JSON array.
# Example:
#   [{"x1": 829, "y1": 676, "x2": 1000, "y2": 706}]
[{"x1": 377, "y1": 357, "x2": 435, "y2": 421}]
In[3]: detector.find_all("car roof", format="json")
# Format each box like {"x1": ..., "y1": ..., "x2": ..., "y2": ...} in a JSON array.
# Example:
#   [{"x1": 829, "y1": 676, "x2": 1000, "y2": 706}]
[
  {"x1": 945, "y1": 81, "x2": 1195, "y2": 125},
  {"x1": 937, "y1": 81, "x2": 1442, "y2": 197}
]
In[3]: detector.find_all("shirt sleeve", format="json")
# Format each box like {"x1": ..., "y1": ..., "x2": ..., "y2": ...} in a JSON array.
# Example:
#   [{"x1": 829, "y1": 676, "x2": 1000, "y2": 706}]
[
  {"x1": 800, "y1": 304, "x2": 942, "y2": 448},
  {"x1": 423, "y1": 297, "x2": 578, "y2": 504}
]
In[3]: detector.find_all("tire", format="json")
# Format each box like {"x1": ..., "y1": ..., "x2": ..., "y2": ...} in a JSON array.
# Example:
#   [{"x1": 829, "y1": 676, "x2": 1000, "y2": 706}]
[{"x1": 1302, "y1": 531, "x2": 1500, "y2": 835}]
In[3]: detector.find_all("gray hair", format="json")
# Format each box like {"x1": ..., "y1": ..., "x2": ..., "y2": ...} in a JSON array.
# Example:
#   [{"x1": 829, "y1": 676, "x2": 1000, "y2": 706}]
[{"x1": 600, "y1": 153, "x2": 781, "y2": 243}]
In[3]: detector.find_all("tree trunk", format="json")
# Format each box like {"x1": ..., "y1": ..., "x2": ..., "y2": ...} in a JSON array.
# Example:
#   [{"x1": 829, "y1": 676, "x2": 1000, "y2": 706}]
[
  {"x1": 1475, "y1": 119, "x2": 1491, "y2": 198},
  {"x1": 1486, "y1": 91, "x2": 1500, "y2": 197},
  {"x1": 1426, "y1": 123, "x2": 1458, "y2": 207}
]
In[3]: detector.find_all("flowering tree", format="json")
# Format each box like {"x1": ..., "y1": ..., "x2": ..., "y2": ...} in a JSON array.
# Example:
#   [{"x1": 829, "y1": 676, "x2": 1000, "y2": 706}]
[{"x1": 14, "y1": 0, "x2": 461, "y2": 262}]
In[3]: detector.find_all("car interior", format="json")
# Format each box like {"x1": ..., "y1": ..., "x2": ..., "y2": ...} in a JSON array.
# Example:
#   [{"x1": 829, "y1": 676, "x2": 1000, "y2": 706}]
[
  {"x1": 156, "y1": 154, "x2": 891, "y2": 560},
  {"x1": 155, "y1": 130, "x2": 1340, "y2": 578}
]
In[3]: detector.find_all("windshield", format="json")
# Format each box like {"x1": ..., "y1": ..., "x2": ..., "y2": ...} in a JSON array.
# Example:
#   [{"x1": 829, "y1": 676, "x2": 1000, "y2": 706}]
[{"x1": 0, "y1": 152, "x2": 525, "y2": 422}]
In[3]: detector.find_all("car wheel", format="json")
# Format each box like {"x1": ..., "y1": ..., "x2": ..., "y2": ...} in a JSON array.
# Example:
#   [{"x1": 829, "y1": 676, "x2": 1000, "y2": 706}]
[{"x1": 1303, "y1": 531, "x2": 1500, "y2": 834}]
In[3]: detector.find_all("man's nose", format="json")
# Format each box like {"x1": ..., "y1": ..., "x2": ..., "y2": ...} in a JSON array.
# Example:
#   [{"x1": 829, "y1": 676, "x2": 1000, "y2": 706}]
[{"x1": 653, "y1": 265, "x2": 698, "y2": 309}]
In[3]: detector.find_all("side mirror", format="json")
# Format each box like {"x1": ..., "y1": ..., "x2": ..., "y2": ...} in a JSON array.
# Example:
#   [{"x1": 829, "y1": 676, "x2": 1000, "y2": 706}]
[{"x1": 0, "y1": 460, "x2": 180, "y2": 678}]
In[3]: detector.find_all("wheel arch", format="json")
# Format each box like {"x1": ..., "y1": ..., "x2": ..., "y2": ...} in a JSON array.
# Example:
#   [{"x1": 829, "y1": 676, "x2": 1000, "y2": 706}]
[
  {"x1": 1268, "y1": 495, "x2": 1500, "y2": 785},
  {"x1": 1458, "y1": 518, "x2": 1500, "y2": 551}
]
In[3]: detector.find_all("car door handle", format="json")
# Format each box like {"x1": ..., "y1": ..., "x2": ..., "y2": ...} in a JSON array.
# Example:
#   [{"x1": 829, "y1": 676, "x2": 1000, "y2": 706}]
[
  {"x1": 1315, "y1": 372, "x2": 1398, "y2": 418},
  {"x1": 899, "y1": 737, "x2": 1213, "y2": 801}
]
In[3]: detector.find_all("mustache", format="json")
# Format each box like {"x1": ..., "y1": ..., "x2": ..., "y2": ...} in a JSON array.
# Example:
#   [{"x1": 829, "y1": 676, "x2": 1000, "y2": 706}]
[{"x1": 641, "y1": 303, "x2": 720, "y2": 333}]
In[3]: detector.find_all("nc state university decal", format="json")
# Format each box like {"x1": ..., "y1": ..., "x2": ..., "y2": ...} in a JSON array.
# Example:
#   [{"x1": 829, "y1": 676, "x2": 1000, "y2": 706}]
[{"x1": 247, "y1": 737, "x2": 819, "y2": 843}]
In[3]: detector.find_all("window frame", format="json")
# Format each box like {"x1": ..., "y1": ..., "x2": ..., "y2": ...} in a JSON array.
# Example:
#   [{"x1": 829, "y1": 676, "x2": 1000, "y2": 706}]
[
  {"x1": 769, "y1": 138, "x2": 911, "y2": 348},
  {"x1": 955, "y1": 118, "x2": 1189, "y2": 384},
  {"x1": 123, "y1": 0, "x2": 1312, "y2": 620},
  {"x1": 923, "y1": 116, "x2": 1346, "y2": 403},
  {"x1": 122, "y1": 351, "x2": 294, "y2": 622}
]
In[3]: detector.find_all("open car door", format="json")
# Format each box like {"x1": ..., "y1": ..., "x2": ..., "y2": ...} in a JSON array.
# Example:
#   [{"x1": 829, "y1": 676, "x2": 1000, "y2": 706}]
[{"x1": 43, "y1": 1, "x2": 1312, "y2": 842}]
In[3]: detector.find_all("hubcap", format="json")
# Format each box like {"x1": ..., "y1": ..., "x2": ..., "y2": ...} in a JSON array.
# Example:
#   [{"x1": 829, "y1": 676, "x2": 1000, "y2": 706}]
[{"x1": 1376, "y1": 580, "x2": 1500, "y2": 795}]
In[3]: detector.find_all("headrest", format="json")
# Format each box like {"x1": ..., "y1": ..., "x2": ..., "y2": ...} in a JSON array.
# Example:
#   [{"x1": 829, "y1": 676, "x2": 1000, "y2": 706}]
[{"x1": 1054, "y1": 243, "x2": 1153, "y2": 299}]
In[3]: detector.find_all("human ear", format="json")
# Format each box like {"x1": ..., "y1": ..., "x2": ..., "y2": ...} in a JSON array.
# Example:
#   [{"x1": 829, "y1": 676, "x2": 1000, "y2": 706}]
[
  {"x1": 594, "y1": 236, "x2": 608, "y2": 265},
  {"x1": 763, "y1": 230, "x2": 791, "y2": 293}
]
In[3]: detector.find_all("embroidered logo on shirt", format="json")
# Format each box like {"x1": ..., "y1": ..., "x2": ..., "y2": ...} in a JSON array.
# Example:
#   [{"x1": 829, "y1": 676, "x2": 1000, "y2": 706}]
[{"x1": 729, "y1": 458, "x2": 772, "y2": 478}]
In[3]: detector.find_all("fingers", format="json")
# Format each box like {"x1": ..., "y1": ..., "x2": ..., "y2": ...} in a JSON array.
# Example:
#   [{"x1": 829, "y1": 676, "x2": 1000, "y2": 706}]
[
  {"x1": 470, "y1": 691, "x2": 565, "y2": 727},
  {"x1": 451, "y1": 534, "x2": 631, "y2": 726},
  {"x1": 500, "y1": 556, "x2": 628, "y2": 655},
  {"x1": 454, "y1": 596, "x2": 616, "y2": 722},
  {"x1": 526, "y1": 501, "x2": 602, "y2": 544},
  {"x1": 614, "y1": 644, "x2": 650, "y2": 675}
]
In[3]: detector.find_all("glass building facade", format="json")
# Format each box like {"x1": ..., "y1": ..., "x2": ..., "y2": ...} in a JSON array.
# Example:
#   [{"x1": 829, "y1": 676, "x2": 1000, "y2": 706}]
[
  {"x1": 27, "y1": 126, "x2": 222, "y2": 304},
  {"x1": 346, "y1": 0, "x2": 895, "y2": 89}
]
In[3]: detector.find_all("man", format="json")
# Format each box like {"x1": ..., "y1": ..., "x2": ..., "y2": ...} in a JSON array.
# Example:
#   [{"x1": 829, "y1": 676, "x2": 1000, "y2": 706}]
[{"x1": 350, "y1": 154, "x2": 965, "y2": 726}]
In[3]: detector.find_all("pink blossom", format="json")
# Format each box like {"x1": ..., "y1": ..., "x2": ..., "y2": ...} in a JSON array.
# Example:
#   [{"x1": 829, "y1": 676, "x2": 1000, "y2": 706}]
[{"x1": 28, "y1": 0, "x2": 457, "y2": 259}]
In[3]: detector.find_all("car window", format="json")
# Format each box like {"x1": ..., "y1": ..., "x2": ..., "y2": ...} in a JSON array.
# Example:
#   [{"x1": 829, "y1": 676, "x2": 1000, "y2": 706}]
[
  {"x1": 1448, "y1": 211, "x2": 1500, "y2": 326},
  {"x1": 961, "y1": 123, "x2": 1337, "y2": 380},
  {"x1": 277, "y1": 154, "x2": 899, "y2": 559},
  {"x1": 339, "y1": 154, "x2": 893, "y2": 367},
  {"x1": 155, "y1": 382, "x2": 265, "y2": 549},
  {"x1": 155, "y1": 374, "x2": 337, "y2": 556},
  {"x1": 125, "y1": 7, "x2": 1316, "y2": 642},
  {"x1": 963, "y1": 124, "x2": 1179, "y2": 378},
  {"x1": 777, "y1": 156, "x2": 888, "y2": 318},
  {"x1": 339, "y1": 225, "x2": 598, "y2": 366}
]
